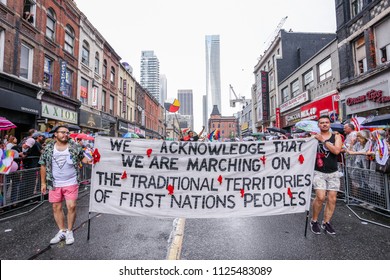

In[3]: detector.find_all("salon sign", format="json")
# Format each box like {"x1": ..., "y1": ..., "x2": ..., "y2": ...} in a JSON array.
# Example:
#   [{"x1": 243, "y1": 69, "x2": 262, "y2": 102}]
[{"x1": 41, "y1": 102, "x2": 78, "y2": 124}]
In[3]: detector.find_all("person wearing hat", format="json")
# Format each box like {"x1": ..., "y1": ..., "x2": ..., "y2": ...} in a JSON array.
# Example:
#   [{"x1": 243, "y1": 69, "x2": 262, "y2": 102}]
[{"x1": 39, "y1": 125, "x2": 92, "y2": 245}]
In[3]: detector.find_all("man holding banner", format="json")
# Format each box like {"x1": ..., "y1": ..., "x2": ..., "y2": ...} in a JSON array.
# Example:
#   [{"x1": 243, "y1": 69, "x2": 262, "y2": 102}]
[
  {"x1": 311, "y1": 116, "x2": 342, "y2": 235},
  {"x1": 39, "y1": 125, "x2": 92, "y2": 245}
]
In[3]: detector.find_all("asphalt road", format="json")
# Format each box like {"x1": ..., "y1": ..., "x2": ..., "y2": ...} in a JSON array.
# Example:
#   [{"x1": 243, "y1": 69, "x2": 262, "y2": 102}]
[{"x1": 0, "y1": 189, "x2": 390, "y2": 260}]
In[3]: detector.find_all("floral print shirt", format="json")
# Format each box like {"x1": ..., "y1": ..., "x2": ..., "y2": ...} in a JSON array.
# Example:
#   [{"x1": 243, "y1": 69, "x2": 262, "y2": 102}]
[{"x1": 38, "y1": 139, "x2": 84, "y2": 190}]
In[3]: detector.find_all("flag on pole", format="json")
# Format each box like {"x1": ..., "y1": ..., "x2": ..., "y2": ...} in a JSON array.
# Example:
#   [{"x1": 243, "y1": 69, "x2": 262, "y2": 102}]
[
  {"x1": 164, "y1": 99, "x2": 180, "y2": 113},
  {"x1": 208, "y1": 129, "x2": 220, "y2": 141}
]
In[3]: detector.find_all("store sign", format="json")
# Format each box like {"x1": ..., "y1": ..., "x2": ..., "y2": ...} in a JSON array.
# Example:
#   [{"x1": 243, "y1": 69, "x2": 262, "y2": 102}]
[
  {"x1": 123, "y1": 79, "x2": 127, "y2": 113},
  {"x1": 300, "y1": 94, "x2": 339, "y2": 120},
  {"x1": 275, "y1": 108, "x2": 281, "y2": 128},
  {"x1": 41, "y1": 102, "x2": 78, "y2": 124},
  {"x1": 280, "y1": 91, "x2": 309, "y2": 113},
  {"x1": 345, "y1": 81, "x2": 389, "y2": 115},
  {"x1": 92, "y1": 87, "x2": 98, "y2": 106},
  {"x1": 282, "y1": 110, "x2": 302, "y2": 127},
  {"x1": 261, "y1": 71, "x2": 269, "y2": 122},
  {"x1": 59, "y1": 60, "x2": 67, "y2": 91}
]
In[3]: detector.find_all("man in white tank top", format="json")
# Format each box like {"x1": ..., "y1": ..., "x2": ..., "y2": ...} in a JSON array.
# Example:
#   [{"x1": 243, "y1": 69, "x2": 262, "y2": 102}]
[{"x1": 39, "y1": 125, "x2": 92, "y2": 245}]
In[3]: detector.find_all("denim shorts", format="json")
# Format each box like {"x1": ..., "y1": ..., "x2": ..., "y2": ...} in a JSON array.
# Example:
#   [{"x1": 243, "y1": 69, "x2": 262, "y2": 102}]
[{"x1": 313, "y1": 171, "x2": 340, "y2": 191}]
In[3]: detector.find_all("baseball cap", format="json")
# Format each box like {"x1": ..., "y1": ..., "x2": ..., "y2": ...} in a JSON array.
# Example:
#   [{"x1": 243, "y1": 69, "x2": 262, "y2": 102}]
[
  {"x1": 24, "y1": 138, "x2": 36, "y2": 148},
  {"x1": 32, "y1": 132, "x2": 45, "y2": 139}
]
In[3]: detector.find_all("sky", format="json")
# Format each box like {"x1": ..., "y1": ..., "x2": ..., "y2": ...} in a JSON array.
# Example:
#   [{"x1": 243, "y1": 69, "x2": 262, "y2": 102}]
[{"x1": 75, "y1": 0, "x2": 337, "y2": 131}]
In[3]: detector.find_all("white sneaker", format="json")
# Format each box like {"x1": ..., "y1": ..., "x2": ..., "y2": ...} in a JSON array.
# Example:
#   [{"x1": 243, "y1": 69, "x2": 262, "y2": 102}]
[
  {"x1": 50, "y1": 230, "x2": 66, "y2": 244},
  {"x1": 65, "y1": 230, "x2": 74, "y2": 245}
]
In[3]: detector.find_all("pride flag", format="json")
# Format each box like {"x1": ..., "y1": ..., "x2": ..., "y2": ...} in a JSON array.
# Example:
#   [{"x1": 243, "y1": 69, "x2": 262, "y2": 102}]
[
  {"x1": 208, "y1": 129, "x2": 220, "y2": 141},
  {"x1": 0, "y1": 149, "x2": 16, "y2": 174}
]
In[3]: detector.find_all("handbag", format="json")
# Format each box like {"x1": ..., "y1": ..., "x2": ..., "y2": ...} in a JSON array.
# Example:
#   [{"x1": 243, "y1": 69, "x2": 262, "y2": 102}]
[{"x1": 375, "y1": 158, "x2": 390, "y2": 174}]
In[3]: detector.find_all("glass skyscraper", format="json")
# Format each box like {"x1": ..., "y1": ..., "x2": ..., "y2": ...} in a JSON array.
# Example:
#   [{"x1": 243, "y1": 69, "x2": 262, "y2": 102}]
[
  {"x1": 178, "y1": 89, "x2": 194, "y2": 129},
  {"x1": 204, "y1": 35, "x2": 221, "y2": 128},
  {"x1": 140, "y1": 51, "x2": 160, "y2": 101}
]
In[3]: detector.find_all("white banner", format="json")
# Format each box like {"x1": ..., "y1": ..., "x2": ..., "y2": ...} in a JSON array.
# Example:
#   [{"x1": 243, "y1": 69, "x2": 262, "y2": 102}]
[{"x1": 89, "y1": 138, "x2": 317, "y2": 218}]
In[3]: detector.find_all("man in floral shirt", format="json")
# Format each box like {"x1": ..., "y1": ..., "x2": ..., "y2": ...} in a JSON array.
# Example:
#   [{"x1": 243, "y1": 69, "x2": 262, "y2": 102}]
[{"x1": 39, "y1": 125, "x2": 91, "y2": 245}]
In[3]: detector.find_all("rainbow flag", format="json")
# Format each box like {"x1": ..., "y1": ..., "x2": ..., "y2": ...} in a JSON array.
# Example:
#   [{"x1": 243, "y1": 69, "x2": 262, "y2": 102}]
[
  {"x1": 0, "y1": 149, "x2": 16, "y2": 174},
  {"x1": 208, "y1": 129, "x2": 220, "y2": 141}
]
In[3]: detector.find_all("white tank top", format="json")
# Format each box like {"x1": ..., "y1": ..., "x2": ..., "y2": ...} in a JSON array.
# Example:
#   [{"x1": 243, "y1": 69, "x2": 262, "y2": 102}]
[{"x1": 52, "y1": 145, "x2": 77, "y2": 187}]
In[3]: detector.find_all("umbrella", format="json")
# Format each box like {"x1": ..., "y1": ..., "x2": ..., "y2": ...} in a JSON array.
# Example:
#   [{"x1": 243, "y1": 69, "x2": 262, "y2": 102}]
[
  {"x1": 123, "y1": 132, "x2": 140, "y2": 138},
  {"x1": 330, "y1": 123, "x2": 344, "y2": 133},
  {"x1": 69, "y1": 133, "x2": 94, "y2": 141},
  {"x1": 0, "y1": 117, "x2": 17, "y2": 131},
  {"x1": 295, "y1": 120, "x2": 320, "y2": 134},
  {"x1": 361, "y1": 114, "x2": 390, "y2": 126},
  {"x1": 266, "y1": 127, "x2": 287, "y2": 134}
]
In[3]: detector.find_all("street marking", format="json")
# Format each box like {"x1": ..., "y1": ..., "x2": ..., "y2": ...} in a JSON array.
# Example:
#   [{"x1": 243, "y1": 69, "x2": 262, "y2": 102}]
[{"x1": 167, "y1": 218, "x2": 186, "y2": 260}]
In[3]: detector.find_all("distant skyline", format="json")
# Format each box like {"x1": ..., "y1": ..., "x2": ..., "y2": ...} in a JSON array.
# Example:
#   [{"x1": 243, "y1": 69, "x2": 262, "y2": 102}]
[{"x1": 75, "y1": 0, "x2": 337, "y2": 131}]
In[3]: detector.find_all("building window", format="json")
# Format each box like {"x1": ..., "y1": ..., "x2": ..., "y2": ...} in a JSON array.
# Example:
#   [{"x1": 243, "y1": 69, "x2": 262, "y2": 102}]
[
  {"x1": 82, "y1": 40, "x2": 90, "y2": 66},
  {"x1": 380, "y1": 46, "x2": 389, "y2": 63},
  {"x1": 43, "y1": 56, "x2": 53, "y2": 89},
  {"x1": 291, "y1": 79, "x2": 299, "y2": 97},
  {"x1": 270, "y1": 95, "x2": 275, "y2": 115},
  {"x1": 94, "y1": 52, "x2": 100, "y2": 73},
  {"x1": 80, "y1": 77, "x2": 88, "y2": 104},
  {"x1": 303, "y1": 70, "x2": 313, "y2": 90},
  {"x1": 63, "y1": 69, "x2": 73, "y2": 98},
  {"x1": 46, "y1": 8, "x2": 56, "y2": 40},
  {"x1": 20, "y1": 43, "x2": 33, "y2": 81},
  {"x1": 319, "y1": 57, "x2": 332, "y2": 81},
  {"x1": 0, "y1": 29, "x2": 4, "y2": 72},
  {"x1": 103, "y1": 60, "x2": 107, "y2": 80},
  {"x1": 354, "y1": 36, "x2": 366, "y2": 75},
  {"x1": 110, "y1": 66, "x2": 115, "y2": 84},
  {"x1": 269, "y1": 71, "x2": 275, "y2": 91},
  {"x1": 64, "y1": 25, "x2": 75, "y2": 54},
  {"x1": 101, "y1": 90, "x2": 106, "y2": 112},
  {"x1": 109, "y1": 95, "x2": 114, "y2": 115},
  {"x1": 23, "y1": 0, "x2": 36, "y2": 25},
  {"x1": 351, "y1": 0, "x2": 363, "y2": 17},
  {"x1": 120, "y1": 77, "x2": 123, "y2": 91},
  {"x1": 375, "y1": 19, "x2": 390, "y2": 64},
  {"x1": 281, "y1": 87, "x2": 289, "y2": 103}
]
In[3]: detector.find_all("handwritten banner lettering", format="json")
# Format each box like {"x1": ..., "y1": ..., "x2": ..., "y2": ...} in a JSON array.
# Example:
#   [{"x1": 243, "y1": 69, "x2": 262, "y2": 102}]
[{"x1": 89, "y1": 138, "x2": 317, "y2": 218}]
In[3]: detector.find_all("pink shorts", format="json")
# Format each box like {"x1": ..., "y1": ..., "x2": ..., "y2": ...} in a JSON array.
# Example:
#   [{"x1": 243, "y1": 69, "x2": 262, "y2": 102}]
[{"x1": 49, "y1": 184, "x2": 79, "y2": 203}]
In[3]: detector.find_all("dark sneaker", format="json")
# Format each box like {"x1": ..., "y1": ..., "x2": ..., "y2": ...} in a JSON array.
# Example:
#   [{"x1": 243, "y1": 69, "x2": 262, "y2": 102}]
[
  {"x1": 310, "y1": 221, "x2": 321, "y2": 235},
  {"x1": 321, "y1": 222, "x2": 336, "y2": 235}
]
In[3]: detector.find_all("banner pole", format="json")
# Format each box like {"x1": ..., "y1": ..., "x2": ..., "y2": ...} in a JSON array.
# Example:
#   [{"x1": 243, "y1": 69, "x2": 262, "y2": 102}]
[
  {"x1": 87, "y1": 211, "x2": 92, "y2": 241},
  {"x1": 304, "y1": 210, "x2": 309, "y2": 237}
]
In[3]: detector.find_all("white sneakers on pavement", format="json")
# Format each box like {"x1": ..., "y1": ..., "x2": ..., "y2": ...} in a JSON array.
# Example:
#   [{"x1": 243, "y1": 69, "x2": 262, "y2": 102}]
[
  {"x1": 50, "y1": 230, "x2": 66, "y2": 244},
  {"x1": 50, "y1": 229, "x2": 75, "y2": 245},
  {"x1": 65, "y1": 230, "x2": 75, "y2": 245}
]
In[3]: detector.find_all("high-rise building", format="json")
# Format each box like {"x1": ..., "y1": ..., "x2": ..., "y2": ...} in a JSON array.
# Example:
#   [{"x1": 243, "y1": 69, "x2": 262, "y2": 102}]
[
  {"x1": 159, "y1": 74, "x2": 167, "y2": 105},
  {"x1": 178, "y1": 89, "x2": 193, "y2": 129},
  {"x1": 204, "y1": 35, "x2": 221, "y2": 128},
  {"x1": 140, "y1": 51, "x2": 160, "y2": 101}
]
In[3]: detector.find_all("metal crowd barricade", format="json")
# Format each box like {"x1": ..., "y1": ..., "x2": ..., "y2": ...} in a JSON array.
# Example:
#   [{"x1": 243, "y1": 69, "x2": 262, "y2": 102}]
[
  {"x1": 345, "y1": 166, "x2": 389, "y2": 211},
  {"x1": 79, "y1": 164, "x2": 92, "y2": 192},
  {"x1": 0, "y1": 167, "x2": 42, "y2": 210}
]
